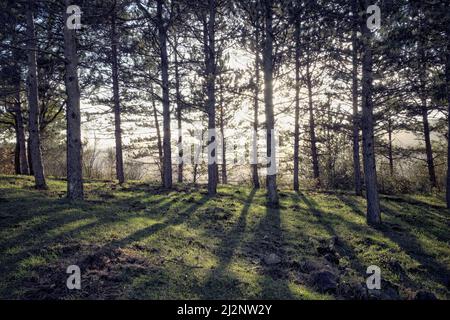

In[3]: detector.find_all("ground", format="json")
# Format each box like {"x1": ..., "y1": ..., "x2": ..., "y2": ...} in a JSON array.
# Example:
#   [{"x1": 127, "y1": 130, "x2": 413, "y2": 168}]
[{"x1": 0, "y1": 174, "x2": 449, "y2": 299}]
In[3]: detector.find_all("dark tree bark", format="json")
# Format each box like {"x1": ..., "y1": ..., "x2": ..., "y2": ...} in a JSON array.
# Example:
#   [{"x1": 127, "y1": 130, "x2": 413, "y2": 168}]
[
  {"x1": 111, "y1": 6, "x2": 125, "y2": 184},
  {"x1": 63, "y1": 0, "x2": 84, "y2": 200},
  {"x1": 14, "y1": 77, "x2": 29, "y2": 175},
  {"x1": 351, "y1": 1, "x2": 362, "y2": 196},
  {"x1": 306, "y1": 60, "x2": 320, "y2": 185},
  {"x1": 174, "y1": 38, "x2": 183, "y2": 184},
  {"x1": 360, "y1": 2, "x2": 381, "y2": 225},
  {"x1": 252, "y1": 28, "x2": 261, "y2": 189},
  {"x1": 151, "y1": 84, "x2": 164, "y2": 183},
  {"x1": 157, "y1": 0, "x2": 172, "y2": 189},
  {"x1": 446, "y1": 26, "x2": 450, "y2": 208},
  {"x1": 387, "y1": 119, "x2": 394, "y2": 177},
  {"x1": 25, "y1": 0, "x2": 46, "y2": 189},
  {"x1": 219, "y1": 83, "x2": 227, "y2": 184},
  {"x1": 263, "y1": 0, "x2": 278, "y2": 204},
  {"x1": 293, "y1": 19, "x2": 301, "y2": 192},
  {"x1": 204, "y1": 0, "x2": 218, "y2": 196},
  {"x1": 27, "y1": 137, "x2": 33, "y2": 175},
  {"x1": 421, "y1": 103, "x2": 437, "y2": 188}
]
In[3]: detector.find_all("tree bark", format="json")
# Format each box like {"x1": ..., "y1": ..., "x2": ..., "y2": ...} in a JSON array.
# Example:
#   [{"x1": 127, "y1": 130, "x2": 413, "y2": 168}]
[
  {"x1": 252, "y1": 28, "x2": 261, "y2": 189},
  {"x1": 14, "y1": 77, "x2": 29, "y2": 175},
  {"x1": 63, "y1": 0, "x2": 84, "y2": 200},
  {"x1": 446, "y1": 25, "x2": 450, "y2": 208},
  {"x1": 306, "y1": 60, "x2": 320, "y2": 185},
  {"x1": 205, "y1": 0, "x2": 217, "y2": 196},
  {"x1": 263, "y1": 0, "x2": 278, "y2": 205},
  {"x1": 293, "y1": 19, "x2": 301, "y2": 192},
  {"x1": 361, "y1": 3, "x2": 381, "y2": 225},
  {"x1": 111, "y1": 7, "x2": 125, "y2": 184},
  {"x1": 387, "y1": 119, "x2": 394, "y2": 177},
  {"x1": 157, "y1": 0, "x2": 172, "y2": 189},
  {"x1": 25, "y1": 0, "x2": 46, "y2": 189},
  {"x1": 174, "y1": 38, "x2": 183, "y2": 184},
  {"x1": 421, "y1": 103, "x2": 437, "y2": 188},
  {"x1": 219, "y1": 84, "x2": 227, "y2": 184},
  {"x1": 351, "y1": 2, "x2": 362, "y2": 196},
  {"x1": 151, "y1": 83, "x2": 164, "y2": 183}
]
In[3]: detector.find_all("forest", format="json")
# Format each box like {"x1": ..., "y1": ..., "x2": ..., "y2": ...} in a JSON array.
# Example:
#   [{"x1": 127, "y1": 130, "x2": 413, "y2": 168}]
[{"x1": 0, "y1": 0, "x2": 449, "y2": 301}]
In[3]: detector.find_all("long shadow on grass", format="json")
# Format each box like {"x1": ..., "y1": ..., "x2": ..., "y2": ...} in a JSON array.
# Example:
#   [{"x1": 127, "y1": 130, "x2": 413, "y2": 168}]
[
  {"x1": 200, "y1": 189, "x2": 256, "y2": 299},
  {"x1": 338, "y1": 194, "x2": 450, "y2": 292}
]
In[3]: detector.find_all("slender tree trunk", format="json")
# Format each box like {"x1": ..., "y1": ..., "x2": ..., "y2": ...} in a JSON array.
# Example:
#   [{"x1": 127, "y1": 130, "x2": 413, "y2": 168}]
[
  {"x1": 387, "y1": 119, "x2": 394, "y2": 177},
  {"x1": 25, "y1": 0, "x2": 46, "y2": 189},
  {"x1": 205, "y1": 0, "x2": 217, "y2": 196},
  {"x1": 361, "y1": 5, "x2": 381, "y2": 225},
  {"x1": 151, "y1": 84, "x2": 164, "y2": 183},
  {"x1": 174, "y1": 39, "x2": 183, "y2": 184},
  {"x1": 27, "y1": 137, "x2": 33, "y2": 175},
  {"x1": 306, "y1": 61, "x2": 320, "y2": 185},
  {"x1": 446, "y1": 26, "x2": 450, "y2": 208},
  {"x1": 351, "y1": 6, "x2": 362, "y2": 195},
  {"x1": 421, "y1": 103, "x2": 437, "y2": 188},
  {"x1": 252, "y1": 29, "x2": 261, "y2": 189},
  {"x1": 157, "y1": 0, "x2": 172, "y2": 189},
  {"x1": 219, "y1": 88, "x2": 227, "y2": 184},
  {"x1": 293, "y1": 19, "x2": 301, "y2": 192},
  {"x1": 263, "y1": 0, "x2": 278, "y2": 205},
  {"x1": 111, "y1": 8, "x2": 125, "y2": 184},
  {"x1": 63, "y1": 0, "x2": 83, "y2": 200},
  {"x1": 14, "y1": 127, "x2": 20, "y2": 174},
  {"x1": 14, "y1": 79, "x2": 29, "y2": 175}
]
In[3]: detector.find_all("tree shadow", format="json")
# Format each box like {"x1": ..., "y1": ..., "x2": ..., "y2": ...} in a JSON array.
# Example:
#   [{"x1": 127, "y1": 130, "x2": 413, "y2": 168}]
[{"x1": 200, "y1": 189, "x2": 256, "y2": 299}]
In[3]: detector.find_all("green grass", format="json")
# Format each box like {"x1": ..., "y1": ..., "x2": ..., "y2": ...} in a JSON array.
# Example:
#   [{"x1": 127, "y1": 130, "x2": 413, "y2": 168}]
[{"x1": 0, "y1": 174, "x2": 449, "y2": 299}]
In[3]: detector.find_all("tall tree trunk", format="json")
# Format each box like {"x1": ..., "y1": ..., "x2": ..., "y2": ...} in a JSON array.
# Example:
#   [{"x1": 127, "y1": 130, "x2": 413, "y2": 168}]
[
  {"x1": 306, "y1": 60, "x2": 320, "y2": 185},
  {"x1": 252, "y1": 28, "x2": 260, "y2": 189},
  {"x1": 27, "y1": 137, "x2": 33, "y2": 175},
  {"x1": 263, "y1": 0, "x2": 278, "y2": 205},
  {"x1": 446, "y1": 26, "x2": 450, "y2": 208},
  {"x1": 14, "y1": 128, "x2": 20, "y2": 174},
  {"x1": 387, "y1": 119, "x2": 394, "y2": 177},
  {"x1": 151, "y1": 84, "x2": 164, "y2": 183},
  {"x1": 157, "y1": 0, "x2": 172, "y2": 189},
  {"x1": 421, "y1": 103, "x2": 437, "y2": 188},
  {"x1": 63, "y1": 0, "x2": 83, "y2": 200},
  {"x1": 219, "y1": 86, "x2": 227, "y2": 184},
  {"x1": 361, "y1": 4, "x2": 381, "y2": 225},
  {"x1": 174, "y1": 38, "x2": 183, "y2": 183},
  {"x1": 25, "y1": 0, "x2": 46, "y2": 189},
  {"x1": 293, "y1": 19, "x2": 301, "y2": 192},
  {"x1": 111, "y1": 7, "x2": 125, "y2": 184},
  {"x1": 205, "y1": 0, "x2": 217, "y2": 196},
  {"x1": 14, "y1": 79, "x2": 29, "y2": 175},
  {"x1": 351, "y1": 3, "x2": 362, "y2": 195}
]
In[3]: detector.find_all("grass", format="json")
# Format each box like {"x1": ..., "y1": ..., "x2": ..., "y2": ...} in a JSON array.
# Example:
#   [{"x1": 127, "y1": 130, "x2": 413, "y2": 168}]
[{"x1": 0, "y1": 174, "x2": 449, "y2": 299}]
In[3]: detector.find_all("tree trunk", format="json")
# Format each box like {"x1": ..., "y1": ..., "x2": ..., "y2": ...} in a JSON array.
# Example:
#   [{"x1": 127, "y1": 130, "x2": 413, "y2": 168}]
[
  {"x1": 446, "y1": 26, "x2": 450, "y2": 209},
  {"x1": 351, "y1": 4, "x2": 362, "y2": 195},
  {"x1": 14, "y1": 79, "x2": 29, "y2": 175},
  {"x1": 151, "y1": 84, "x2": 164, "y2": 183},
  {"x1": 263, "y1": 0, "x2": 278, "y2": 205},
  {"x1": 306, "y1": 61, "x2": 320, "y2": 185},
  {"x1": 252, "y1": 28, "x2": 260, "y2": 189},
  {"x1": 25, "y1": 0, "x2": 46, "y2": 189},
  {"x1": 27, "y1": 137, "x2": 33, "y2": 175},
  {"x1": 14, "y1": 130, "x2": 20, "y2": 174},
  {"x1": 219, "y1": 87, "x2": 227, "y2": 184},
  {"x1": 293, "y1": 19, "x2": 301, "y2": 192},
  {"x1": 205, "y1": 0, "x2": 217, "y2": 196},
  {"x1": 111, "y1": 8, "x2": 125, "y2": 184},
  {"x1": 63, "y1": 0, "x2": 84, "y2": 200},
  {"x1": 387, "y1": 119, "x2": 394, "y2": 177},
  {"x1": 421, "y1": 103, "x2": 437, "y2": 189},
  {"x1": 361, "y1": 4, "x2": 381, "y2": 225},
  {"x1": 157, "y1": 0, "x2": 172, "y2": 189},
  {"x1": 174, "y1": 38, "x2": 183, "y2": 183}
]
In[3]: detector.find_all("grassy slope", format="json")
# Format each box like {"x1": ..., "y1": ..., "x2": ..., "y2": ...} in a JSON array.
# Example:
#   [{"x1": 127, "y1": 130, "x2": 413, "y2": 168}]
[{"x1": 0, "y1": 174, "x2": 448, "y2": 299}]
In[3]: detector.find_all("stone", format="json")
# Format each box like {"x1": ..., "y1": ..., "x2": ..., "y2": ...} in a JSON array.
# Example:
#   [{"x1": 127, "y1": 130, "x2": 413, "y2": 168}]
[
  {"x1": 310, "y1": 270, "x2": 338, "y2": 293},
  {"x1": 264, "y1": 253, "x2": 281, "y2": 265}
]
